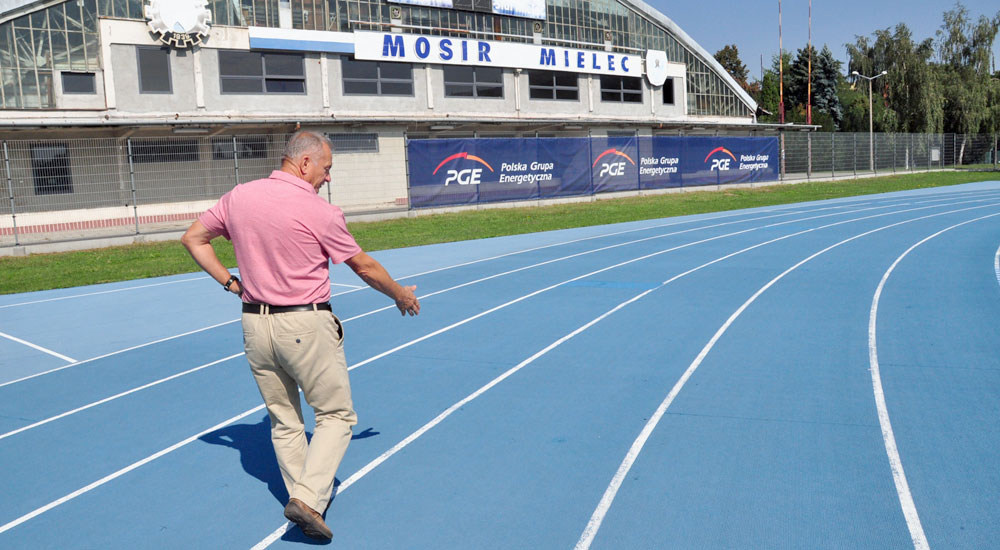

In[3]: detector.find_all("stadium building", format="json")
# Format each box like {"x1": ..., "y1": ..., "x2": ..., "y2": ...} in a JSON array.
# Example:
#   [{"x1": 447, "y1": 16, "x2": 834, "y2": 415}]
[{"x1": 0, "y1": 0, "x2": 778, "y2": 248}]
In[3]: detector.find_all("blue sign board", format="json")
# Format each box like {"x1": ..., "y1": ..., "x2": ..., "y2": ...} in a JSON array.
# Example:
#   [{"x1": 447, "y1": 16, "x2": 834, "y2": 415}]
[{"x1": 407, "y1": 136, "x2": 779, "y2": 208}]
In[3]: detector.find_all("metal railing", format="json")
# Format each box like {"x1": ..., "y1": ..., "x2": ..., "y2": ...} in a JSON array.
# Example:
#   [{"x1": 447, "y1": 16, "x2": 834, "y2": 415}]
[
  {"x1": 779, "y1": 132, "x2": 998, "y2": 181},
  {"x1": 2, "y1": 131, "x2": 997, "y2": 249}
]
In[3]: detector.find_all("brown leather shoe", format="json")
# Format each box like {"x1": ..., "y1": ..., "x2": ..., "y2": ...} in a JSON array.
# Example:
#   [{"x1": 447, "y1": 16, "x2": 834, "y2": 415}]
[{"x1": 283, "y1": 498, "x2": 333, "y2": 540}]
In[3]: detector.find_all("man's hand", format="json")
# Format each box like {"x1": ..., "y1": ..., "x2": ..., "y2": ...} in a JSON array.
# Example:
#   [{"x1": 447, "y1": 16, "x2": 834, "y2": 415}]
[
  {"x1": 346, "y1": 252, "x2": 421, "y2": 317},
  {"x1": 229, "y1": 279, "x2": 244, "y2": 296},
  {"x1": 395, "y1": 285, "x2": 420, "y2": 316}
]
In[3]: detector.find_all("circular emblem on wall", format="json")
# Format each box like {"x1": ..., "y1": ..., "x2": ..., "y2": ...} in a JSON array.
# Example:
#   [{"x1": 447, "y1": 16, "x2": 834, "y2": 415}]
[
  {"x1": 144, "y1": 0, "x2": 212, "y2": 48},
  {"x1": 644, "y1": 50, "x2": 669, "y2": 87}
]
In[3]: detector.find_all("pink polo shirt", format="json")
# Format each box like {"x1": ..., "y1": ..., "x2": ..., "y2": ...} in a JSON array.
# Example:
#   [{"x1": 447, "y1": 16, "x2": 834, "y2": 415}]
[{"x1": 199, "y1": 170, "x2": 362, "y2": 305}]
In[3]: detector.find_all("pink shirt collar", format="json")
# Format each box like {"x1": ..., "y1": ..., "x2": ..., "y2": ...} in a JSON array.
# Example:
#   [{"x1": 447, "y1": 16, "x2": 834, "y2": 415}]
[{"x1": 268, "y1": 170, "x2": 317, "y2": 194}]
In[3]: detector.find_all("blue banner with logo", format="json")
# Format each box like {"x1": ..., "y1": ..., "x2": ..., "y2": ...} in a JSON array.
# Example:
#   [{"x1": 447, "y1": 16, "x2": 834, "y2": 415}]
[{"x1": 407, "y1": 136, "x2": 778, "y2": 208}]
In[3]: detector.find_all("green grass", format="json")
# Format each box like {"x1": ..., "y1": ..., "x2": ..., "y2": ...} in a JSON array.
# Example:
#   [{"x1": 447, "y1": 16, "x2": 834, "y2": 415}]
[{"x1": 2, "y1": 170, "x2": 997, "y2": 295}]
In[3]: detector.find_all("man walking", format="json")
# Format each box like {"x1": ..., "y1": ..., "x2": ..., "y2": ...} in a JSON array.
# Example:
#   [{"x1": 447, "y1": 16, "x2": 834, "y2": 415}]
[{"x1": 182, "y1": 130, "x2": 420, "y2": 540}]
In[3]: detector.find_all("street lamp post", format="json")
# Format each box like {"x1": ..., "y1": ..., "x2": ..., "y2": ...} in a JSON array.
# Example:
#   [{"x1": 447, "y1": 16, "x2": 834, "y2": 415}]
[{"x1": 852, "y1": 70, "x2": 887, "y2": 172}]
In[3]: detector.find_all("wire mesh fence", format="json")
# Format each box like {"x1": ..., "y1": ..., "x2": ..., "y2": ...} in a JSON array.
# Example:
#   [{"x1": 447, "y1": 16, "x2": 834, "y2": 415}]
[{"x1": 1, "y1": 131, "x2": 997, "y2": 248}]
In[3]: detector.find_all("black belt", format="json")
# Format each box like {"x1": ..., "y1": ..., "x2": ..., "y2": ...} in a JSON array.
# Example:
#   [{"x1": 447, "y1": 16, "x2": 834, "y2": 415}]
[{"x1": 243, "y1": 302, "x2": 332, "y2": 314}]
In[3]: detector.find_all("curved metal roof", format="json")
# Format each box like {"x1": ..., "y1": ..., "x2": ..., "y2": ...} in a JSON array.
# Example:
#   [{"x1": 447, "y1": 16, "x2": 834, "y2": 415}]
[{"x1": 621, "y1": 0, "x2": 758, "y2": 112}]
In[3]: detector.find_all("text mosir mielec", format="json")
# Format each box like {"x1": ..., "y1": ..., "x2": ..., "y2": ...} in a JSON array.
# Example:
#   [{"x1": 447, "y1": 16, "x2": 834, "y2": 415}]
[{"x1": 354, "y1": 32, "x2": 642, "y2": 77}]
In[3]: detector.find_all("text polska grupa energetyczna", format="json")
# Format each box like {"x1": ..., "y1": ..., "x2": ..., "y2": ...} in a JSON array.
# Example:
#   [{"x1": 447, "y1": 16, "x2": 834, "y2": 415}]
[
  {"x1": 498, "y1": 162, "x2": 554, "y2": 184},
  {"x1": 639, "y1": 156, "x2": 680, "y2": 176},
  {"x1": 739, "y1": 153, "x2": 771, "y2": 171}
]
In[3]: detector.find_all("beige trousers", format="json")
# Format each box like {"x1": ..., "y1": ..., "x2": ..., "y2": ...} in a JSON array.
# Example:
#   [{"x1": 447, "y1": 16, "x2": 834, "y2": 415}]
[{"x1": 242, "y1": 309, "x2": 357, "y2": 513}]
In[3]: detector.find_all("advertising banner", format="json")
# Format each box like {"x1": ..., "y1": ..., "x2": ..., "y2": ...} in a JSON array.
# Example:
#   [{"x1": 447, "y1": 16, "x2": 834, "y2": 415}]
[
  {"x1": 407, "y1": 138, "x2": 596, "y2": 208},
  {"x1": 407, "y1": 136, "x2": 779, "y2": 208},
  {"x1": 590, "y1": 136, "x2": 640, "y2": 193}
]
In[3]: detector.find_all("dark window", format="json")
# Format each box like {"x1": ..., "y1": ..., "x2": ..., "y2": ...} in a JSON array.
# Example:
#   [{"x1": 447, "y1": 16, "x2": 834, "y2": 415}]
[
  {"x1": 528, "y1": 70, "x2": 578, "y2": 100},
  {"x1": 131, "y1": 139, "x2": 200, "y2": 163},
  {"x1": 31, "y1": 144, "x2": 73, "y2": 195},
  {"x1": 137, "y1": 47, "x2": 171, "y2": 94},
  {"x1": 326, "y1": 133, "x2": 379, "y2": 154},
  {"x1": 443, "y1": 66, "x2": 503, "y2": 98},
  {"x1": 61, "y1": 72, "x2": 96, "y2": 94},
  {"x1": 211, "y1": 136, "x2": 269, "y2": 160},
  {"x1": 342, "y1": 58, "x2": 413, "y2": 96},
  {"x1": 219, "y1": 51, "x2": 306, "y2": 94},
  {"x1": 600, "y1": 75, "x2": 642, "y2": 103},
  {"x1": 663, "y1": 78, "x2": 674, "y2": 105}
]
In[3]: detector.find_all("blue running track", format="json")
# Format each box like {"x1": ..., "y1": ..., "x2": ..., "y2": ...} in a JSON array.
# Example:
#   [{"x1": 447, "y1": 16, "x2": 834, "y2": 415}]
[{"x1": 1, "y1": 181, "x2": 999, "y2": 549}]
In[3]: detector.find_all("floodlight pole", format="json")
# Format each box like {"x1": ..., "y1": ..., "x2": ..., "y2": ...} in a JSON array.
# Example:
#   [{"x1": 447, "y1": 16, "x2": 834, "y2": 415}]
[{"x1": 852, "y1": 70, "x2": 887, "y2": 172}]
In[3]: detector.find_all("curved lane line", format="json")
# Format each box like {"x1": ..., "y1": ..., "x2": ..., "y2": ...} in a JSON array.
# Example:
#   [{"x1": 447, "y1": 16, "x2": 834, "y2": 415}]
[
  {"x1": 0, "y1": 191, "x2": 978, "y2": 386},
  {"x1": 1, "y1": 197, "x2": 995, "y2": 538},
  {"x1": 0, "y1": 187, "x2": 990, "y2": 312},
  {"x1": 994, "y1": 243, "x2": 999, "y2": 289},
  {"x1": 0, "y1": 207, "x2": 872, "y2": 439},
  {"x1": 574, "y1": 204, "x2": 1000, "y2": 550},
  {"x1": 254, "y1": 201, "x2": 1000, "y2": 550},
  {"x1": 868, "y1": 212, "x2": 1000, "y2": 550},
  {"x1": 0, "y1": 206, "x2": 831, "y2": 389}
]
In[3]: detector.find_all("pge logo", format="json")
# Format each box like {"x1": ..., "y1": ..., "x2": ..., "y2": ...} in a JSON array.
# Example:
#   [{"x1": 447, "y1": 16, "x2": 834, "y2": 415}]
[
  {"x1": 704, "y1": 147, "x2": 737, "y2": 171},
  {"x1": 433, "y1": 152, "x2": 494, "y2": 186},
  {"x1": 592, "y1": 148, "x2": 636, "y2": 177}
]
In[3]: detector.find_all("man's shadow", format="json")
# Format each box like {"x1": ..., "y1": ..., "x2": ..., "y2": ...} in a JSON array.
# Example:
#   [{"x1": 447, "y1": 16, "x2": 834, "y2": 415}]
[{"x1": 199, "y1": 415, "x2": 381, "y2": 507}]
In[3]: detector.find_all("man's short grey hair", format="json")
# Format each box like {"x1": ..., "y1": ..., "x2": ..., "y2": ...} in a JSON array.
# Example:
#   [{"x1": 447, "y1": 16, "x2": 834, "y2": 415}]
[{"x1": 282, "y1": 130, "x2": 332, "y2": 162}]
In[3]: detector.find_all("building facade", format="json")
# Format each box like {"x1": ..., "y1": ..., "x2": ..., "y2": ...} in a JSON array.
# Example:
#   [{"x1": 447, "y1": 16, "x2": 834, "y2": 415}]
[{"x1": 0, "y1": 0, "x2": 770, "y2": 247}]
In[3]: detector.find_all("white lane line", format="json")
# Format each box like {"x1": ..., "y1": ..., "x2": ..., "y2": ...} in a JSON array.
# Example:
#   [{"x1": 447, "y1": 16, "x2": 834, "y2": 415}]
[
  {"x1": 994, "y1": 243, "x2": 1000, "y2": 289},
  {"x1": 0, "y1": 204, "x2": 873, "y2": 535},
  {"x1": 0, "y1": 189, "x2": 983, "y2": 314},
  {"x1": 0, "y1": 191, "x2": 970, "y2": 386},
  {"x1": 330, "y1": 282, "x2": 364, "y2": 289},
  {"x1": 0, "y1": 330, "x2": 76, "y2": 363},
  {"x1": 254, "y1": 200, "x2": 1000, "y2": 550},
  {"x1": 251, "y1": 208, "x2": 902, "y2": 549},
  {"x1": 0, "y1": 200, "x2": 944, "y2": 440},
  {"x1": 0, "y1": 276, "x2": 212, "y2": 310},
  {"x1": 0, "y1": 318, "x2": 241, "y2": 389},
  {"x1": 869, "y1": 213, "x2": 999, "y2": 550},
  {"x1": 0, "y1": 353, "x2": 245, "y2": 441},
  {"x1": 0, "y1": 404, "x2": 266, "y2": 536},
  {"x1": 1, "y1": 197, "x2": 993, "y2": 536},
  {"x1": 0, "y1": 207, "x2": 822, "y2": 389},
  {"x1": 574, "y1": 203, "x2": 1000, "y2": 550},
  {"x1": 0, "y1": 205, "x2": 900, "y2": 444}
]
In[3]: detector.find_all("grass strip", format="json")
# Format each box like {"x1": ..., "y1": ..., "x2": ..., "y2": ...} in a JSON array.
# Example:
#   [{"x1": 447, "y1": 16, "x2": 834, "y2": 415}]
[{"x1": 2, "y1": 171, "x2": 997, "y2": 295}]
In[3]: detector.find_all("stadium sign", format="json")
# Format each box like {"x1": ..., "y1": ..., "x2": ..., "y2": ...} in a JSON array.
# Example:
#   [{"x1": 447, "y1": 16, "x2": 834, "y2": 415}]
[{"x1": 354, "y1": 32, "x2": 642, "y2": 77}]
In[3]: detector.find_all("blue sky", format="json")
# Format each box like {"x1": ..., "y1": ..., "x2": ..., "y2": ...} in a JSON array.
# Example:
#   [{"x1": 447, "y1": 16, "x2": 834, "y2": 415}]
[{"x1": 647, "y1": 0, "x2": 1000, "y2": 80}]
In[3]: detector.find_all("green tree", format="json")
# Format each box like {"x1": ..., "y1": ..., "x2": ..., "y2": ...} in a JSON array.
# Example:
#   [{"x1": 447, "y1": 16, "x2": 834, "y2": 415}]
[
  {"x1": 814, "y1": 46, "x2": 845, "y2": 130},
  {"x1": 785, "y1": 45, "x2": 816, "y2": 112},
  {"x1": 846, "y1": 24, "x2": 943, "y2": 134},
  {"x1": 714, "y1": 44, "x2": 750, "y2": 91},
  {"x1": 936, "y1": 2, "x2": 1000, "y2": 161}
]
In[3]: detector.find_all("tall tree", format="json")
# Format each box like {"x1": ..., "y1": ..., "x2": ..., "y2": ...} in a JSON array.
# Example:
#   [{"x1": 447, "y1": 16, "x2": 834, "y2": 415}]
[
  {"x1": 813, "y1": 46, "x2": 844, "y2": 129},
  {"x1": 936, "y1": 2, "x2": 1000, "y2": 161},
  {"x1": 714, "y1": 44, "x2": 750, "y2": 91},
  {"x1": 846, "y1": 23, "x2": 943, "y2": 134},
  {"x1": 786, "y1": 45, "x2": 817, "y2": 111}
]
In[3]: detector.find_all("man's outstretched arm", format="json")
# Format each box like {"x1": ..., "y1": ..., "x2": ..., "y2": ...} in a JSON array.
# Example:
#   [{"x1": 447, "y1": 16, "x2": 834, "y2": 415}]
[{"x1": 344, "y1": 251, "x2": 419, "y2": 316}]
